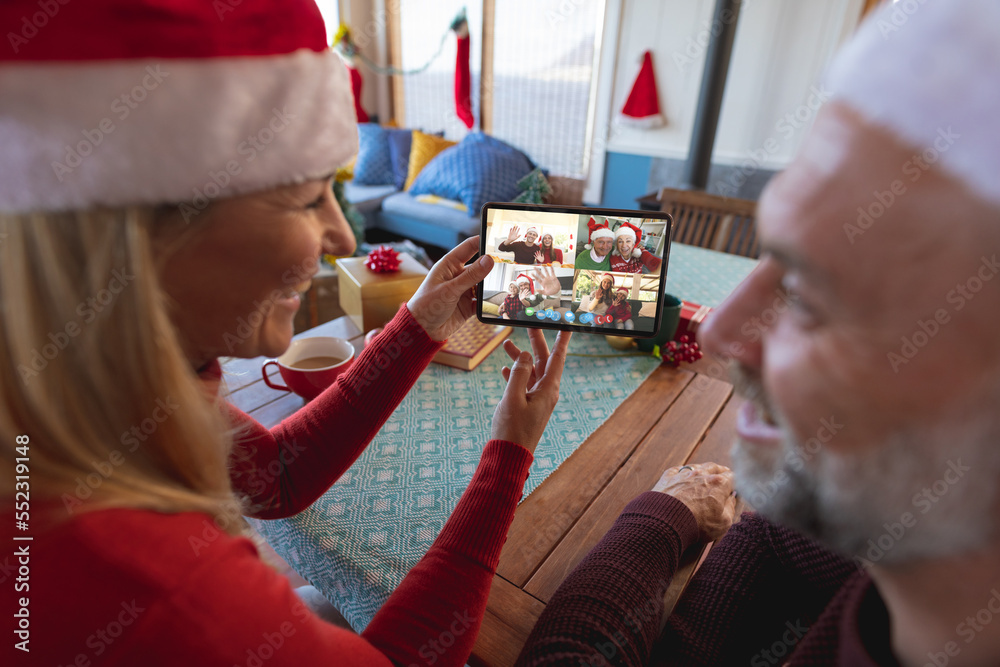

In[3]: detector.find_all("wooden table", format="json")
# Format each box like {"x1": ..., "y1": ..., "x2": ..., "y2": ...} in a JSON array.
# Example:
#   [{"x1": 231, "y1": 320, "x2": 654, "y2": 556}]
[
  {"x1": 222, "y1": 317, "x2": 743, "y2": 666},
  {"x1": 471, "y1": 353, "x2": 742, "y2": 666}
]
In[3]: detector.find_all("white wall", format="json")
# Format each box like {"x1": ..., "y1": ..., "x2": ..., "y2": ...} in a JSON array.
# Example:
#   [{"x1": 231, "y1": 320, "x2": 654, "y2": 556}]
[{"x1": 601, "y1": 0, "x2": 864, "y2": 168}]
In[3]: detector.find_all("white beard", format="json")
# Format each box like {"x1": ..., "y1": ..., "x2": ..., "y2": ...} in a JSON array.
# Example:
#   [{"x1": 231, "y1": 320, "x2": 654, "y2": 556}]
[{"x1": 731, "y1": 375, "x2": 1000, "y2": 566}]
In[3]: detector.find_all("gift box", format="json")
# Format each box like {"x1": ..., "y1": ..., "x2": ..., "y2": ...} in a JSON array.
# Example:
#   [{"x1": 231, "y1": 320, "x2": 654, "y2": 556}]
[
  {"x1": 674, "y1": 299, "x2": 712, "y2": 341},
  {"x1": 337, "y1": 254, "x2": 428, "y2": 332}
]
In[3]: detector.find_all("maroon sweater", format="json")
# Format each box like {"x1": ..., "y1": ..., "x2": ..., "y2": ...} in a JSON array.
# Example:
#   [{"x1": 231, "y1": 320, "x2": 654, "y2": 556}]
[{"x1": 516, "y1": 493, "x2": 899, "y2": 666}]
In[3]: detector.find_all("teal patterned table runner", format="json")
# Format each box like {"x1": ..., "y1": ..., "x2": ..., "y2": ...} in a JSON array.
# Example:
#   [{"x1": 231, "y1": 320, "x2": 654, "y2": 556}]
[
  {"x1": 248, "y1": 244, "x2": 757, "y2": 630},
  {"x1": 665, "y1": 243, "x2": 758, "y2": 308}
]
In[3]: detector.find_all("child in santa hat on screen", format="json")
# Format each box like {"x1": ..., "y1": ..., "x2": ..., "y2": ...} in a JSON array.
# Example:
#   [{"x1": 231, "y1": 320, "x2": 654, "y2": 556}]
[
  {"x1": 610, "y1": 221, "x2": 662, "y2": 274},
  {"x1": 606, "y1": 287, "x2": 634, "y2": 330},
  {"x1": 498, "y1": 273, "x2": 537, "y2": 319}
]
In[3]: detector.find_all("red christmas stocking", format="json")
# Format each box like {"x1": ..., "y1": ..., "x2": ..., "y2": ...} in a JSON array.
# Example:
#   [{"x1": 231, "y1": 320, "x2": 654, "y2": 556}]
[
  {"x1": 455, "y1": 34, "x2": 473, "y2": 128},
  {"x1": 349, "y1": 65, "x2": 369, "y2": 123}
]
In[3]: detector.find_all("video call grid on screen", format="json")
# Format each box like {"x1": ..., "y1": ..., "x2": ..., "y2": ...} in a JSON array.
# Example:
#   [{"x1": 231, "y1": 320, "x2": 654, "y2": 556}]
[{"x1": 478, "y1": 203, "x2": 672, "y2": 336}]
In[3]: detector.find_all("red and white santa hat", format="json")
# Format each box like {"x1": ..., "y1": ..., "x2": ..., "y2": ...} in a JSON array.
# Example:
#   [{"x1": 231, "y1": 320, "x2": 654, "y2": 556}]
[
  {"x1": 613, "y1": 221, "x2": 643, "y2": 258},
  {"x1": 525, "y1": 227, "x2": 538, "y2": 236},
  {"x1": 585, "y1": 217, "x2": 615, "y2": 249},
  {"x1": 600, "y1": 273, "x2": 615, "y2": 287},
  {"x1": 515, "y1": 273, "x2": 535, "y2": 294},
  {"x1": 0, "y1": 0, "x2": 358, "y2": 214},
  {"x1": 616, "y1": 286, "x2": 629, "y2": 296}
]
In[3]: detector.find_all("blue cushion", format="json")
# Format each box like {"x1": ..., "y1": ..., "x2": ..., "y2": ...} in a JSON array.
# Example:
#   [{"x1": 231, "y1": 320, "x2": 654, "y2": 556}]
[
  {"x1": 386, "y1": 129, "x2": 413, "y2": 190},
  {"x1": 408, "y1": 132, "x2": 536, "y2": 215},
  {"x1": 353, "y1": 124, "x2": 395, "y2": 186}
]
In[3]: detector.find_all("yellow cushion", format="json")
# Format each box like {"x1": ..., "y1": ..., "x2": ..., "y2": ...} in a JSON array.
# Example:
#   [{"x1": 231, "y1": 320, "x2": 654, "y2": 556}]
[
  {"x1": 404, "y1": 131, "x2": 456, "y2": 190},
  {"x1": 482, "y1": 301, "x2": 500, "y2": 316},
  {"x1": 335, "y1": 154, "x2": 356, "y2": 182}
]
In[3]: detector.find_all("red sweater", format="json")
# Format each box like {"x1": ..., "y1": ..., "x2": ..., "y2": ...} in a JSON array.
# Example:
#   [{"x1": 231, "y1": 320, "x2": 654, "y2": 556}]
[
  {"x1": 515, "y1": 493, "x2": 899, "y2": 666},
  {"x1": 3, "y1": 306, "x2": 533, "y2": 666}
]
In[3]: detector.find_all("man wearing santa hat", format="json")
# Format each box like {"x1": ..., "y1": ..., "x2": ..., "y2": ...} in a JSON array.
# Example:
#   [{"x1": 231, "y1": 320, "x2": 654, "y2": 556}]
[
  {"x1": 574, "y1": 217, "x2": 616, "y2": 271},
  {"x1": 518, "y1": 0, "x2": 1000, "y2": 664},
  {"x1": 498, "y1": 225, "x2": 541, "y2": 265},
  {"x1": 609, "y1": 220, "x2": 663, "y2": 274}
]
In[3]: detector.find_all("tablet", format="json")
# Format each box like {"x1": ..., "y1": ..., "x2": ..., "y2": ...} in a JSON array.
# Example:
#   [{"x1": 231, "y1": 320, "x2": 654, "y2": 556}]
[{"x1": 477, "y1": 202, "x2": 672, "y2": 337}]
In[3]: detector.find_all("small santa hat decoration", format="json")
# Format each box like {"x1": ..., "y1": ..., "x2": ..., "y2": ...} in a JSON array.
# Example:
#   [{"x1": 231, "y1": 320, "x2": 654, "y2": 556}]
[
  {"x1": 515, "y1": 273, "x2": 535, "y2": 294},
  {"x1": 585, "y1": 217, "x2": 615, "y2": 249},
  {"x1": 614, "y1": 221, "x2": 644, "y2": 258},
  {"x1": 620, "y1": 50, "x2": 665, "y2": 129},
  {"x1": 0, "y1": 0, "x2": 358, "y2": 214}
]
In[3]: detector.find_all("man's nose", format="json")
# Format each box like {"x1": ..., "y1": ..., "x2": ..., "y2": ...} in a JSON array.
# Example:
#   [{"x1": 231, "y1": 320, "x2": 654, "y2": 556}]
[{"x1": 698, "y1": 261, "x2": 779, "y2": 371}]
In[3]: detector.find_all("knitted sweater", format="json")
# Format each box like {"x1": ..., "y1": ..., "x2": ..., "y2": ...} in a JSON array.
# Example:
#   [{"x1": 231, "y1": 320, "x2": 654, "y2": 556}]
[
  {"x1": 516, "y1": 492, "x2": 895, "y2": 666},
  {"x1": 3, "y1": 306, "x2": 534, "y2": 666}
]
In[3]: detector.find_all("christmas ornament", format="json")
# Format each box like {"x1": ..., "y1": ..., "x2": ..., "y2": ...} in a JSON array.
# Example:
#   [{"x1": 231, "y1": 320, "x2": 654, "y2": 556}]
[
  {"x1": 605, "y1": 335, "x2": 636, "y2": 351},
  {"x1": 659, "y1": 335, "x2": 704, "y2": 368},
  {"x1": 620, "y1": 50, "x2": 665, "y2": 128},
  {"x1": 364, "y1": 245, "x2": 402, "y2": 273}
]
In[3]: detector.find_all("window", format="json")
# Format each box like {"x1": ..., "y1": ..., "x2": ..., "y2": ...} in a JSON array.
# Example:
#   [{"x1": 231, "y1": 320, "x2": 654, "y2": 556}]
[
  {"x1": 314, "y1": 0, "x2": 340, "y2": 45},
  {"x1": 395, "y1": 0, "x2": 606, "y2": 179},
  {"x1": 399, "y1": 1, "x2": 483, "y2": 139},
  {"x1": 490, "y1": 0, "x2": 604, "y2": 178}
]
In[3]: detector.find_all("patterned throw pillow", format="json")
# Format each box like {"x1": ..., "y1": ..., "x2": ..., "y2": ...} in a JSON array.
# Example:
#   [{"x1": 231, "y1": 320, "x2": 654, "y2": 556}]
[
  {"x1": 386, "y1": 129, "x2": 413, "y2": 190},
  {"x1": 353, "y1": 123, "x2": 395, "y2": 185},
  {"x1": 409, "y1": 132, "x2": 536, "y2": 215},
  {"x1": 403, "y1": 130, "x2": 456, "y2": 190}
]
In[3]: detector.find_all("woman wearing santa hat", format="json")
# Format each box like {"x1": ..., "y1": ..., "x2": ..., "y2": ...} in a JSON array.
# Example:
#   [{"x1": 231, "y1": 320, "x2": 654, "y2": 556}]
[
  {"x1": 610, "y1": 221, "x2": 662, "y2": 274},
  {"x1": 533, "y1": 233, "x2": 564, "y2": 266},
  {"x1": 582, "y1": 273, "x2": 616, "y2": 316},
  {"x1": 0, "y1": 1, "x2": 571, "y2": 664}
]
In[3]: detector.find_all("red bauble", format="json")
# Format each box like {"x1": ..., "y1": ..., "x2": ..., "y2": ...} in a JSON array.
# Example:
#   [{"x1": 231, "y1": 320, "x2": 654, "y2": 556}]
[{"x1": 364, "y1": 245, "x2": 402, "y2": 273}]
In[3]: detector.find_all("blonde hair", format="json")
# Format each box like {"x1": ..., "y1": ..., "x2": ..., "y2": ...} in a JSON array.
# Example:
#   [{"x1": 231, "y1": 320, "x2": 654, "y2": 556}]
[{"x1": 0, "y1": 208, "x2": 241, "y2": 532}]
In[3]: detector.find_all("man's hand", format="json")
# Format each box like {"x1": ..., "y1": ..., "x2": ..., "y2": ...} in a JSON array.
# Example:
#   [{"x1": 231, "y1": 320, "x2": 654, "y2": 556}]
[
  {"x1": 653, "y1": 463, "x2": 736, "y2": 542},
  {"x1": 506, "y1": 225, "x2": 520, "y2": 244},
  {"x1": 407, "y1": 236, "x2": 493, "y2": 342}
]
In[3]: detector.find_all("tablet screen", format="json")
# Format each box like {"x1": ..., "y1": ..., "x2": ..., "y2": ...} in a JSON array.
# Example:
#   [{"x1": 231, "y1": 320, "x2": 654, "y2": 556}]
[{"x1": 478, "y1": 203, "x2": 672, "y2": 337}]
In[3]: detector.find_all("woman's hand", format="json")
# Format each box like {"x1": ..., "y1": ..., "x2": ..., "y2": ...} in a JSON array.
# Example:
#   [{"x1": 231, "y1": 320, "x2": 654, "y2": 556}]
[
  {"x1": 653, "y1": 463, "x2": 736, "y2": 542},
  {"x1": 491, "y1": 329, "x2": 571, "y2": 455},
  {"x1": 534, "y1": 250, "x2": 545, "y2": 263},
  {"x1": 506, "y1": 226, "x2": 520, "y2": 244},
  {"x1": 407, "y1": 236, "x2": 493, "y2": 342}
]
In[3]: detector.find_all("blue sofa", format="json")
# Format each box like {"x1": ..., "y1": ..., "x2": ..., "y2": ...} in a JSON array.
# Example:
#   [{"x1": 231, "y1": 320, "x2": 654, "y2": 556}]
[{"x1": 344, "y1": 182, "x2": 480, "y2": 250}]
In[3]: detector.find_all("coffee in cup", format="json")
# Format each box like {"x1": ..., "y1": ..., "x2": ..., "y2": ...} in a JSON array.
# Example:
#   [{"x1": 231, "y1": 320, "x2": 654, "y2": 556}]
[{"x1": 262, "y1": 336, "x2": 354, "y2": 400}]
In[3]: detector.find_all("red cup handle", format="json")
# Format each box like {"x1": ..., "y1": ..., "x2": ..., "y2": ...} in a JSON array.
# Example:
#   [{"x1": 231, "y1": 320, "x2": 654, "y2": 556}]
[{"x1": 261, "y1": 359, "x2": 291, "y2": 392}]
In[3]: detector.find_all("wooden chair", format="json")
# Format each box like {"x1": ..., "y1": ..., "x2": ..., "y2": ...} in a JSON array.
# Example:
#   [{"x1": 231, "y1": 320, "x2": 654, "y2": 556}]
[{"x1": 657, "y1": 187, "x2": 760, "y2": 258}]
